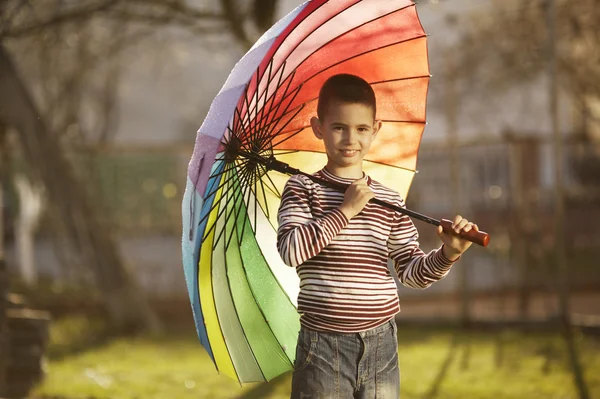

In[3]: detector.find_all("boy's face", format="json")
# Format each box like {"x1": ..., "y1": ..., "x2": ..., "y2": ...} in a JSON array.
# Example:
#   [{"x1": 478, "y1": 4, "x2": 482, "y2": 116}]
[{"x1": 311, "y1": 101, "x2": 381, "y2": 173}]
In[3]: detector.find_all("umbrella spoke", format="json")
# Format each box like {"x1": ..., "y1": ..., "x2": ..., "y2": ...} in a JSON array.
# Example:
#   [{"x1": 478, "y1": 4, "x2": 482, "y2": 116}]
[
  {"x1": 256, "y1": 60, "x2": 275, "y2": 142},
  {"x1": 261, "y1": 171, "x2": 283, "y2": 199},
  {"x1": 204, "y1": 162, "x2": 256, "y2": 245},
  {"x1": 255, "y1": 71, "x2": 301, "y2": 145},
  {"x1": 224, "y1": 170, "x2": 249, "y2": 250},
  {"x1": 242, "y1": 60, "x2": 283, "y2": 139},
  {"x1": 232, "y1": 107, "x2": 252, "y2": 144},
  {"x1": 259, "y1": 60, "x2": 287, "y2": 132},
  {"x1": 203, "y1": 161, "x2": 244, "y2": 203},
  {"x1": 198, "y1": 162, "x2": 254, "y2": 239},
  {"x1": 208, "y1": 158, "x2": 250, "y2": 181},
  {"x1": 227, "y1": 169, "x2": 254, "y2": 250},
  {"x1": 256, "y1": 167, "x2": 271, "y2": 219},
  {"x1": 258, "y1": 94, "x2": 305, "y2": 146},
  {"x1": 213, "y1": 168, "x2": 250, "y2": 250},
  {"x1": 252, "y1": 69, "x2": 296, "y2": 144}
]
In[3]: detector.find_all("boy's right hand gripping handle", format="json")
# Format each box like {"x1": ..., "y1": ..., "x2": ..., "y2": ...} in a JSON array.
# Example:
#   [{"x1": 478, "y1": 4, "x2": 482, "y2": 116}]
[{"x1": 440, "y1": 219, "x2": 490, "y2": 247}]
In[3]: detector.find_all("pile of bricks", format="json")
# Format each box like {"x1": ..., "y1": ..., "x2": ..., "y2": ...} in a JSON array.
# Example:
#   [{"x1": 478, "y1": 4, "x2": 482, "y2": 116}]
[{"x1": 2, "y1": 293, "x2": 50, "y2": 399}]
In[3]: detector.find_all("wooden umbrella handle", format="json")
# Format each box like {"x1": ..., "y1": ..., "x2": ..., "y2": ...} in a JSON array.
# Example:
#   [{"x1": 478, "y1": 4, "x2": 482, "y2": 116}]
[{"x1": 440, "y1": 219, "x2": 490, "y2": 247}]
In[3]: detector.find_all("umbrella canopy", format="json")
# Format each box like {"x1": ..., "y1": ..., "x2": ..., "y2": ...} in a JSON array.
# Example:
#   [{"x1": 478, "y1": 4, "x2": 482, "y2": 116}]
[{"x1": 182, "y1": 0, "x2": 430, "y2": 383}]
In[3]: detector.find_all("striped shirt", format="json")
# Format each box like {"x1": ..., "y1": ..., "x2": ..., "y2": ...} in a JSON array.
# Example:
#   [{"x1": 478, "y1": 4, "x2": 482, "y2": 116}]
[{"x1": 276, "y1": 167, "x2": 457, "y2": 333}]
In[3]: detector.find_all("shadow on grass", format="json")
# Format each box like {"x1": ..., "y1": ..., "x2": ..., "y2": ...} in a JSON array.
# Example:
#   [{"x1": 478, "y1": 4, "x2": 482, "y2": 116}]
[
  {"x1": 234, "y1": 372, "x2": 291, "y2": 399},
  {"x1": 421, "y1": 330, "x2": 462, "y2": 399}
]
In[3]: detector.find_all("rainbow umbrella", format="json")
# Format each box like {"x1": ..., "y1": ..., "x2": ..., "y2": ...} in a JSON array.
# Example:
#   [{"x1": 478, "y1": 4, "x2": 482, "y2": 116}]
[{"x1": 181, "y1": 0, "x2": 486, "y2": 384}]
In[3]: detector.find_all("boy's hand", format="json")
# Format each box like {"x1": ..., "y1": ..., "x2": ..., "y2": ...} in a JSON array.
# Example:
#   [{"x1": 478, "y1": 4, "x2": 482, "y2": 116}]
[
  {"x1": 339, "y1": 177, "x2": 374, "y2": 220},
  {"x1": 437, "y1": 215, "x2": 478, "y2": 261}
]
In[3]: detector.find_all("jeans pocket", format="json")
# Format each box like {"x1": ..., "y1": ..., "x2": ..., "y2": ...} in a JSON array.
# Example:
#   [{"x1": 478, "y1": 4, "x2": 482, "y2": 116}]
[{"x1": 294, "y1": 328, "x2": 316, "y2": 371}]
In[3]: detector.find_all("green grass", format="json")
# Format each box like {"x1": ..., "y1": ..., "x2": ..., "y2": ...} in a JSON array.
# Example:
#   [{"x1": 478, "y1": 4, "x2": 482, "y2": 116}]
[{"x1": 31, "y1": 317, "x2": 600, "y2": 399}]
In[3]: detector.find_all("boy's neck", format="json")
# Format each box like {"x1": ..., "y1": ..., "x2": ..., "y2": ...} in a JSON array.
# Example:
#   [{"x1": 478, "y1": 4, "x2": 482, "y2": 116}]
[{"x1": 324, "y1": 162, "x2": 364, "y2": 180}]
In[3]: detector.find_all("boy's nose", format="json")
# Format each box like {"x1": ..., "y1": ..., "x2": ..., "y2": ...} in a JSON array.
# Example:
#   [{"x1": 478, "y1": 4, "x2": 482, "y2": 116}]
[{"x1": 343, "y1": 130, "x2": 358, "y2": 143}]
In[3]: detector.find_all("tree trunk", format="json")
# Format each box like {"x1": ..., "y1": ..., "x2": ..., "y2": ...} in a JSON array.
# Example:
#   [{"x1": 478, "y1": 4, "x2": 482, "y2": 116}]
[
  {"x1": 0, "y1": 127, "x2": 8, "y2": 397},
  {"x1": 0, "y1": 45, "x2": 162, "y2": 334}
]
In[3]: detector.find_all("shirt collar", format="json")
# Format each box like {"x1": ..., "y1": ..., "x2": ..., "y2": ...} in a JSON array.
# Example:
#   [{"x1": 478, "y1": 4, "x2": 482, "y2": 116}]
[{"x1": 319, "y1": 167, "x2": 372, "y2": 186}]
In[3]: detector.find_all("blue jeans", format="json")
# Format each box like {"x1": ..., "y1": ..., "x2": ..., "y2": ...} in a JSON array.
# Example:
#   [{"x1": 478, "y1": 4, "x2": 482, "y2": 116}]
[{"x1": 291, "y1": 318, "x2": 400, "y2": 399}]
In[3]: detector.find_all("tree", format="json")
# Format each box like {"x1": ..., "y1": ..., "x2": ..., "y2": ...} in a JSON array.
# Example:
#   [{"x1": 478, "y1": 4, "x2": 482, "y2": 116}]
[
  {"x1": 449, "y1": 0, "x2": 600, "y2": 138},
  {"x1": 0, "y1": 0, "x2": 280, "y2": 332}
]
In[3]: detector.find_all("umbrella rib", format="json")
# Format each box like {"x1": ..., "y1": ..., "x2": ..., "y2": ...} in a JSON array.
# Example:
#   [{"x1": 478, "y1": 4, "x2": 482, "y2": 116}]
[
  {"x1": 232, "y1": 83, "x2": 249, "y2": 135},
  {"x1": 252, "y1": 66, "x2": 296, "y2": 142},
  {"x1": 220, "y1": 160, "x2": 259, "y2": 250},
  {"x1": 204, "y1": 164, "x2": 255, "y2": 246},
  {"x1": 212, "y1": 165, "x2": 237, "y2": 249},
  {"x1": 226, "y1": 169, "x2": 254, "y2": 251},
  {"x1": 261, "y1": 171, "x2": 282, "y2": 199},
  {"x1": 256, "y1": 166, "x2": 271, "y2": 219},
  {"x1": 272, "y1": 149, "x2": 300, "y2": 156},
  {"x1": 255, "y1": 60, "x2": 274, "y2": 142},
  {"x1": 199, "y1": 163, "x2": 254, "y2": 241},
  {"x1": 257, "y1": 60, "x2": 287, "y2": 141},
  {"x1": 249, "y1": 66, "x2": 297, "y2": 146},
  {"x1": 241, "y1": 84, "x2": 255, "y2": 141},
  {"x1": 213, "y1": 166, "x2": 252, "y2": 250},
  {"x1": 231, "y1": 158, "x2": 258, "y2": 246},
  {"x1": 263, "y1": 103, "x2": 305, "y2": 146},
  {"x1": 197, "y1": 161, "x2": 226, "y2": 223},
  {"x1": 256, "y1": 77, "x2": 303, "y2": 145},
  {"x1": 269, "y1": 127, "x2": 305, "y2": 150},
  {"x1": 207, "y1": 158, "x2": 250, "y2": 181},
  {"x1": 203, "y1": 159, "x2": 250, "y2": 203},
  {"x1": 253, "y1": 168, "x2": 259, "y2": 236},
  {"x1": 250, "y1": 88, "x2": 301, "y2": 148},
  {"x1": 233, "y1": 104, "x2": 253, "y2": 143},
  {"x1": 248, "y1": 67, "x2": 262, "y2": 145}
]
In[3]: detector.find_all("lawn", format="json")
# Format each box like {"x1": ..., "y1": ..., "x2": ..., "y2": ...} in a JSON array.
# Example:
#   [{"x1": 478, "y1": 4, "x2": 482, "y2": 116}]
[{"x1": 30, "y1": 316, "x2": 600, "y2": 399}]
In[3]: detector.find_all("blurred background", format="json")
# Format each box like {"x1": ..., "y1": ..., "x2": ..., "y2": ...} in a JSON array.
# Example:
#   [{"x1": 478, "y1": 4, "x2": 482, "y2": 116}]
[{"x1": 0, "y1": 0, "x2": 598, "y2": 398}]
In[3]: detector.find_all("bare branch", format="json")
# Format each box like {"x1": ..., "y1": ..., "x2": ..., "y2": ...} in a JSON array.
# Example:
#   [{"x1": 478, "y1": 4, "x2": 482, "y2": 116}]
[{"x1": 2, "y1": 0, "x2": 223, "y2": 38}]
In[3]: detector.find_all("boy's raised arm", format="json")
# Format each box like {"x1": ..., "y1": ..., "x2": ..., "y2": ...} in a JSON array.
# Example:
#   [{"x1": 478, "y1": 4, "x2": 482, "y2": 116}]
[
  {"x1": 388, "y1": 201, "x2": 458, "y2": 289},
  {"x1": 277, "y1": 175, "x2": 348, "y2": 267}
]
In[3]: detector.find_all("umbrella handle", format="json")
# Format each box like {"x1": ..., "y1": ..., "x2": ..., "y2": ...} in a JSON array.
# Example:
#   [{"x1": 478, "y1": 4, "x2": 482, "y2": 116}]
[{"x1": 439, "y1": 219, "x2": 490, "y2": 247}]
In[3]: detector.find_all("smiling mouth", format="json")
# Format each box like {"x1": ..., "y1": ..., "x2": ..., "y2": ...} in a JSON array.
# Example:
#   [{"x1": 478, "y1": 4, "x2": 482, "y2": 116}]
[{"x1": 340, "y1": 149, "x2": 358, "y2": 156}]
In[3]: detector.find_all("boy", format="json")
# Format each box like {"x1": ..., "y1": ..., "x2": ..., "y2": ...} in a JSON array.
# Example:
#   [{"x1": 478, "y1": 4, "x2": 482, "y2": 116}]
[{"x1": 276, "y1": 74, "x2": 477, "y2": 399}]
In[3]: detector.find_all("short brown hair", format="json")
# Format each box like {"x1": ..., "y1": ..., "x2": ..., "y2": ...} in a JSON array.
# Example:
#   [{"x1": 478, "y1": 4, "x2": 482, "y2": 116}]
[{"x1": 317, "y1": 74, "x2": 376, "y2": 121}]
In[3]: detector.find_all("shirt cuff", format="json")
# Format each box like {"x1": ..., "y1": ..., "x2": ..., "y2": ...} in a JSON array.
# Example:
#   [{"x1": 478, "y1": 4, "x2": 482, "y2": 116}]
[{"x1": 439, "y1": 244, "x2": 461, "y2": 264}]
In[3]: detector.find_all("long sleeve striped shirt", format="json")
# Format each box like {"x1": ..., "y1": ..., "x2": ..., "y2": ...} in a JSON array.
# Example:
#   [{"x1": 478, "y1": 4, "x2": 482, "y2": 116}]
[{"x1": 276, "y1": 168, "x2": 457, "y2": 333}]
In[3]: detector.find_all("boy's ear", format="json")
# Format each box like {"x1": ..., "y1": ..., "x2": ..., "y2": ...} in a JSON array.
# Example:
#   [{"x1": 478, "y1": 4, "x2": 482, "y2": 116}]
[
  {"x1": 372, "y1": 120, "x2": 383, "y2": 139},
  {"x1": 311, "y1": 117, "x2": 323, "y2": 140}
]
